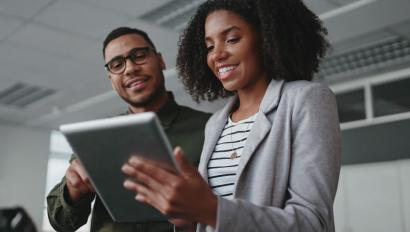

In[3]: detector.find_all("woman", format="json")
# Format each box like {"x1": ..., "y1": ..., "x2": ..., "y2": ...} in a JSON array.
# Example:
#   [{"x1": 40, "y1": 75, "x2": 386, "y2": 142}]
[{"x1": 122, "y1": 0, "x2": 341, "y2": 231}]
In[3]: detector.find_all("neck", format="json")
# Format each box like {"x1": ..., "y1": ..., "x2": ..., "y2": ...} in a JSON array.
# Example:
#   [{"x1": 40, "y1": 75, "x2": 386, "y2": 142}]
[
  {"x1": 128, "y1": 91, "x2": 169, "y2": 113},
  {"x1": 232, "y1": 77, "x2": 269, "y2": 122}
]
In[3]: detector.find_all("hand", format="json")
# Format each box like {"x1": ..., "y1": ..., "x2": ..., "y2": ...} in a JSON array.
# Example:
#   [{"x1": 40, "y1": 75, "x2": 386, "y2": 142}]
[
  {"x1": 65, "y1": 159, "x2": 95, "y2": 203},
  {"x1": 122, "y1": 147, "x2": 217, "y2": 227}
]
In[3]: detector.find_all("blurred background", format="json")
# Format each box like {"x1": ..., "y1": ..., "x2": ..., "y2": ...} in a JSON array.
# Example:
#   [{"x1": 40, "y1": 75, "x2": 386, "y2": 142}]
[{"x1": 0, "y1": 0, "x2": 409, "y2": 231}]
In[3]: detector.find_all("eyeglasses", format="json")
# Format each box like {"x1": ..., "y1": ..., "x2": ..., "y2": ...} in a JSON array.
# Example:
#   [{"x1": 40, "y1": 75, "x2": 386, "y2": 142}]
[{"x1": 104, "y1": 47, "x2": 157, "y2": 74}]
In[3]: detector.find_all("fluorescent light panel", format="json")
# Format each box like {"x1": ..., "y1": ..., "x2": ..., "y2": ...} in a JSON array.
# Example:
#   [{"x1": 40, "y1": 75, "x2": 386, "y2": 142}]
[{"x1": 317, "y1": 36, "x2": 410, "y2": 82}]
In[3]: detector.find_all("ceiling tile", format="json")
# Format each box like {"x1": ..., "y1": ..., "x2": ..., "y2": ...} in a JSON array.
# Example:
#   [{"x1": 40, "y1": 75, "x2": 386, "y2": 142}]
[
  {"x1": 7, "y1": 23, "x2": 100, "y2": 64},
  {"x1": 34, "y1": 0, "x2": 131, "y2": 40},
  {"x1": 330, "y1": 29, "x2": 394, "y2": 55},
  {"x1": 41, "y1": 94, "x2": 127, "y2": 129},
  {"x1": 389, "y1": 18, "x2": 410, "y2": 38},
  {"x1": 125, "y1": 19, "x2": 179, "y2": 67},
  {"x1": 0, "y1": 15, "x2": 24, "y2": 41},
  {"x1": 0, "y1": 0, "x2": 54, "y2": 19},
  {"x1": 0, "y1": 79, "x2": 18, "y2": 91},
  {"x1": 304, "y1": 0, "x2": 337, "y2": 15},
  {"x1": 82, "y1": 0, "x2": 174, "y2": 18},
  {"x1": 0, "y1": 41, "x2": 60, "y2": 79}
]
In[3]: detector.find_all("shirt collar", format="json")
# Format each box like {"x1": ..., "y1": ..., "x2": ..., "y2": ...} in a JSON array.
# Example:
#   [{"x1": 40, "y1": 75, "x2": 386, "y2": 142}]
[{"x1": 156, "y1": 92, "x2": 180, "y2": 129}]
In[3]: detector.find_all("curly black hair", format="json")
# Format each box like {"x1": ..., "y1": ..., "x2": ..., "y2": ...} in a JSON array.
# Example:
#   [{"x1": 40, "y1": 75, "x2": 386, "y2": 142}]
[{"x1": 176, "y1": 0, "x2": 329, "y2": 102}]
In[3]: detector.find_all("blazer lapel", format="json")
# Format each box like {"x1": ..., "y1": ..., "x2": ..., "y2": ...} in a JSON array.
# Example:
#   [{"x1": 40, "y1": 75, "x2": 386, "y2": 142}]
[
  {"x1": 198, "y1": 97, "x2": 237, "y2": 181},
  {"x1": 234, "y1": 79, "x2": 285, "y2": 188}
]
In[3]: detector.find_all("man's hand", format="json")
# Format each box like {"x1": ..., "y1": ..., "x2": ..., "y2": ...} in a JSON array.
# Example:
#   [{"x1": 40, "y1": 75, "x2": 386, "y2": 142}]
[{"x1": 65, "y1": 159, "x2": 95, "y2": 203}]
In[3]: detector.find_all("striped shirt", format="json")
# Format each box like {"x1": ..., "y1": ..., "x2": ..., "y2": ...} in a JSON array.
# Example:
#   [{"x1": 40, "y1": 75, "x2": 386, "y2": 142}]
[{"x1": 207, "y1": 113, "x2": 257, "y2": 199}]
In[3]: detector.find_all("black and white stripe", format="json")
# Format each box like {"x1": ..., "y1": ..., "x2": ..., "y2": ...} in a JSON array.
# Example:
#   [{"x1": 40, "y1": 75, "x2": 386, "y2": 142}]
[{"x1": 207, "y1": 113, "x2": 257, "y2": 199}]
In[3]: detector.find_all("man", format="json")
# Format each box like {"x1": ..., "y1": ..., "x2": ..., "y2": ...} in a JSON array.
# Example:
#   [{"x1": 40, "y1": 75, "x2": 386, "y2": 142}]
[{"x1": 47, "y1": 27, "x2": 210, "y2": 232}]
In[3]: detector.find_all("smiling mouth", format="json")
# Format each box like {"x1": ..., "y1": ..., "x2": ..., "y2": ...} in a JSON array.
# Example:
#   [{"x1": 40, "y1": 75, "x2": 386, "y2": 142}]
[
  {"x1": 217, "y1": 65, "x2": 238, "y2": 80},
  {"x1": 126, "y1": 77, "x2": 148, "y2": 89}
]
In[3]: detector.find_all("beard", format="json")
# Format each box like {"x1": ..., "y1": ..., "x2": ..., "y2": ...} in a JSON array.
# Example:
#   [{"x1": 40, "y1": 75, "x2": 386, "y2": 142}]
[{"x1": 122, "y1": 83, "x2": 166, "y2": 108}]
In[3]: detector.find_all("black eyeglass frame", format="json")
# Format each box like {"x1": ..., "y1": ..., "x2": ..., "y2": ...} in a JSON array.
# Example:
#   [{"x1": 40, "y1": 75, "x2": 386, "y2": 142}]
[{"x1": 104, "y1": 47, "x2": 157, "y2": 74}]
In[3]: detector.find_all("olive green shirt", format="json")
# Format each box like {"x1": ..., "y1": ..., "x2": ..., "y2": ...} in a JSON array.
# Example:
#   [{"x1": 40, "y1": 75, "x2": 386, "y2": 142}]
[{"x1": 47, "y1": 93, "x2": 210, "y2": 232}]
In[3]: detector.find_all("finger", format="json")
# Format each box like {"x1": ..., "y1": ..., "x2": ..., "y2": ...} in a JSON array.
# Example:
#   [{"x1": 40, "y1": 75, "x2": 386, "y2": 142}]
[
  {"x1": 66, "y1": 169, "x2": 82, "y2": 188},
  {"x1": 72, "y1": 160, "x2": 89, "y2": 182},
  {"x1": 125, "y1": 166, "x2": 168, "y2": 193},
  {"x1": 123, "y1": 163, "x2": 177, "y2": 208},
  {"x1": 174, "y1": 147, "x2": 197, "y2": 175},
  {"x1": 121, "y1": 163, "x2": 137, "y2": 176},
  {"x1": 127, "y1": 156, "x2": 179, "y2": 184},
  {"x1": 66, "y1": 171, "x2": 94, "y2": 197},
  {"x1": 71, "y1": 159, "x2": 95, "y2": 192},
  {"x1": 124, "y1": 179, "x2": 169, "y2": 213}
]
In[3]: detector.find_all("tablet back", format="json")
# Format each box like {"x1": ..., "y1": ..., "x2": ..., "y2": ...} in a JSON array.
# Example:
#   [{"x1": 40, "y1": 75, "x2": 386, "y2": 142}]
[{"x1": 60, "y1": 112, "x2": 176, "y2": 222}]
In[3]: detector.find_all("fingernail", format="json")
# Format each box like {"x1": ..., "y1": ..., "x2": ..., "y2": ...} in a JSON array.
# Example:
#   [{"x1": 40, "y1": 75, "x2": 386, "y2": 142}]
[
  {"x1": 135, "y1": 194, "x2": 144, "y2": 201},
  {"x1": 123, "y1": 180, "x2": 132, "y2": 188},
  {"x1": 129, "y1": 156, "x2": 142, "y2": 164}
]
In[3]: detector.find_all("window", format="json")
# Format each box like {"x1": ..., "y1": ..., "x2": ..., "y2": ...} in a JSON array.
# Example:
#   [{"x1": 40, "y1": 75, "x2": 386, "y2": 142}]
[
  {"x1": 43, "y1": 131, "x2": 90, "y2": 232},
  {"x1": 336, "y1": 89, "x2": 366, "y2": 123},
  {"x1": 373, "y1": 77, "x2": 410, "y2": 117}
]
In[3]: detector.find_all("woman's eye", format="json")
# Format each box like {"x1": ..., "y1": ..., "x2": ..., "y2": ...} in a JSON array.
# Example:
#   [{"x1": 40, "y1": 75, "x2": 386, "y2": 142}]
[
  {"x1": 227, "y1": 38, "x2": 240, "y2": 44},
  {"x1": 206, "y1": 45, "x2": 214, "y2": 52}
]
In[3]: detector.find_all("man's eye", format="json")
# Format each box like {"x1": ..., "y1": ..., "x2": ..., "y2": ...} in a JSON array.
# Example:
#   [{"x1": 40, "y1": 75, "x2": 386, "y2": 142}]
[
  {"x1": 132, "y1": 51, "x2": 148, "y2": 60},
  {"x1": 110, "y1": 59, "x2": 123, "y2": 69}
]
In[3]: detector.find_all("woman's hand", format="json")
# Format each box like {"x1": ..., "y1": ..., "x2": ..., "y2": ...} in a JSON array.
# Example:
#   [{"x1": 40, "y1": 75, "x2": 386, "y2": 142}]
[{"x1": 121, "y1": 147, "x2": 217, "y2": 228}]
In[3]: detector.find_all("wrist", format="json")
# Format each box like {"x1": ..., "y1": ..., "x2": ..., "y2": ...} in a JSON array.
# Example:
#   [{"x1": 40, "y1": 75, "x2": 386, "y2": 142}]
[
  {"x1": 65, "y1": 184, "x2": 86, "y2": 205},
  {"x1": 202, "y1": 194, "x2": 218, "y2": 227}
]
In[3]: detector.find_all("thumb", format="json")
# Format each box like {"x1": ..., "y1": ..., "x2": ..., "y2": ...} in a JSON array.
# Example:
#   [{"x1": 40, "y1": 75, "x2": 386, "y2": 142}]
[{"x1": 174, "y1": 146, "x2": 196, "y2": 174}]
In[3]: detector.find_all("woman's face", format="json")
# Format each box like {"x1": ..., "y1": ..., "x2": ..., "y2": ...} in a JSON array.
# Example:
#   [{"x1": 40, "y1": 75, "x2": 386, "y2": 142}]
[{"x1": 205, "y1": 10, "x2": 267, "y2": 92}]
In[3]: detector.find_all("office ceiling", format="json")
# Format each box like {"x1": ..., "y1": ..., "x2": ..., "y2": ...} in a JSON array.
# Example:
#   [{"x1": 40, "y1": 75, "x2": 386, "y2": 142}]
[{"x1": 0, "y1": 0, "x2": 410, "y2": 130}]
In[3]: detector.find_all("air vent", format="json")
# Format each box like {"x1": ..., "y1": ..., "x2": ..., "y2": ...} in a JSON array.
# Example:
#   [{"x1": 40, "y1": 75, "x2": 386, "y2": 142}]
[
  {"x1": 0, "y1": 83, "x2": 56, "y2": 108},
  {"x1": 139, "y1": 0, "x2": 204, "y2": 31},
  {"x1": 317, "y1": 36, "x2": 410, "y2": 83}
]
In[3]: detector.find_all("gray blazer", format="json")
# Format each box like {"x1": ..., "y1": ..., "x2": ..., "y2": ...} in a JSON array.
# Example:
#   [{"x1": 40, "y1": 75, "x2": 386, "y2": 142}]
[{"x1": 198, "y1": 80, "x2": 341, "y2": 232}]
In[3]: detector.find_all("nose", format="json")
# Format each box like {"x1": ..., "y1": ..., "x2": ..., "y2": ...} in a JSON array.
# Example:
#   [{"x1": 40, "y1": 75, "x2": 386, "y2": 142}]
[
  {"x1": 124, "y1": 58, "x2": 141, "y2": 75},
  {"x1": 209, "y1": 43, "x2": 229, "y2": 62}
]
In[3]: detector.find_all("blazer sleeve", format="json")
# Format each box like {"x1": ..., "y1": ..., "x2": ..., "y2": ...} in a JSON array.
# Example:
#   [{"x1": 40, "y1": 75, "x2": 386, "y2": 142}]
[{"x1": 213, "y1": 83, "x2": 341, "y2": 232}]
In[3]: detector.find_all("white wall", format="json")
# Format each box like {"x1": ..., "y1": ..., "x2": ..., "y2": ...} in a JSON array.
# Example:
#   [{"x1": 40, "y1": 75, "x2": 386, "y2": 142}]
[
  {"x1": 0, "y1": 122, "x2": 50, "y2": 229},
  {"x1": 334, "y1": 159, "x2": 410, "y2": 232}
]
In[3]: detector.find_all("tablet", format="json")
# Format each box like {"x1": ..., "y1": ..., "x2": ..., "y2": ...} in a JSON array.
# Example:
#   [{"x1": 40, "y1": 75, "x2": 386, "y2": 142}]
[{"x1": 59, "y1": 112, "x2": 178, "y2": 222}]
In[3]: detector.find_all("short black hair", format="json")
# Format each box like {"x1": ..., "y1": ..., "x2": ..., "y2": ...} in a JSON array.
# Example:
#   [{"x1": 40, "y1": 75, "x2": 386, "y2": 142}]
[
  {"x1": 102, "y1": 27, "x2": 156, "y2": 58},
  {"x1": 176, "y1": 0, "x2": 329, "y2": 102}
]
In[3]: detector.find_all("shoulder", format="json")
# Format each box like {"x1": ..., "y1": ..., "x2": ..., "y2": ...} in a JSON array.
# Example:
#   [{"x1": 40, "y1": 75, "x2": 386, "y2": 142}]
[
  {"x1": 281, "y1": 80, "x2": 336, "y2": 105},
  {"x1": 176, "y1": 105, "x2": 211, "y2": 122},
  {"x1": 283, "y1": 80, "x2": 332, "y2": 94},
  {"x1": 279, "y1": 81, "x2": 338, "y2": 123}
]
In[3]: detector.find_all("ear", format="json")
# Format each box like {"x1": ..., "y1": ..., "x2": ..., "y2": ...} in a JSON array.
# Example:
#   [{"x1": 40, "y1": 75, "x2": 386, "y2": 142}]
[{"x1": 157, "y1": 53, "x2": 166, "y2": 70}]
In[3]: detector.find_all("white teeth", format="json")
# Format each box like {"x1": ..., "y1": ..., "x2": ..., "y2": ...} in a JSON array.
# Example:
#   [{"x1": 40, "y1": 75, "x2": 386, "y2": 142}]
[{"x1": 218, "y1": 66, "x2": 236, "y2": 74}]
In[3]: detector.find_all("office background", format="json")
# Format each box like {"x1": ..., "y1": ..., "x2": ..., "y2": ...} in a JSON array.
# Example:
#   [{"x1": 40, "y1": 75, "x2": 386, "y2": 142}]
[{"x1": 0, "y1": 0, "x2": 409, "y2": 231}]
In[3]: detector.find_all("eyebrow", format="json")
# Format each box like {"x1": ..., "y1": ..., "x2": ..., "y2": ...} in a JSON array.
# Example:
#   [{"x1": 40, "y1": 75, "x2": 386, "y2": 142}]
[
  {"x1": 205, "y1": 26, "x2": 241, "y2": 42},
  {"x1": 106, "y1": 46, "x2": 150, "y2": 64}
]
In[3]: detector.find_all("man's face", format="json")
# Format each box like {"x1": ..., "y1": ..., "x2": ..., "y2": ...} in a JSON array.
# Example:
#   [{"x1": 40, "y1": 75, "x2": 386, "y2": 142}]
[{"x1": 104, "y1": 34, "x2": 166, "y2": 108}]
